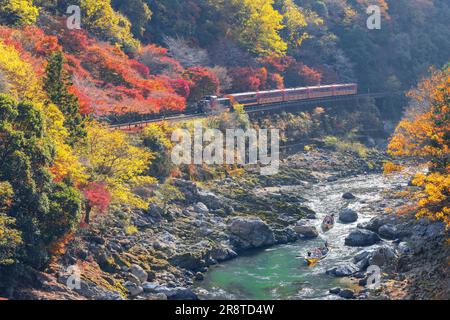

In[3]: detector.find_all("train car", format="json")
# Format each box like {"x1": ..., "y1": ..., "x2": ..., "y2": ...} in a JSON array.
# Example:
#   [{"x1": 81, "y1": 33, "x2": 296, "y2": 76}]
[{"x1": 198, "y1": 83, "x2": 357, "y2": 113}]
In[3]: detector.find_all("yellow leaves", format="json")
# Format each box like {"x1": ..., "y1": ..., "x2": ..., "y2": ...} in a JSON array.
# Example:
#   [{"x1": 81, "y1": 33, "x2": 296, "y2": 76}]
[
  {"x1": 0, "y1": 40, "x2": 44, "y2": 102},
  {"x1": 0, "y1": 0, "x2": 39, "y2": 27},
  {"x1": 239, "y1": 0, "x2": 287, "y2": 57},
  {"x1": 0, "y1": 41, "x2": 86, "y2": 185},
  {"x1": 280, "y1": 0, "x2": 308, "y2": 47},
  {"x1": 80, "y1": 0, "x2": 139, "y2": 51},
  {"x1": 211, "y1": 0, "x2": 287, "y2": 57},
  {"x1": 81, "y1": 122, "x2": 154, "y2": 209}
]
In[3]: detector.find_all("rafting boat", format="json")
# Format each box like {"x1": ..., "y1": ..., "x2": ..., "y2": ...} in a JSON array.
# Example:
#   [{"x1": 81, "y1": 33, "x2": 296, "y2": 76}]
[
  {"x1": 321, "y1": 215, "x2": 335, "y2": 232},
  {"x1": 305, "y1": 242, "x2": 330, "y2": 266},
  {"x1": 321, "y1": 221, "x2": 334, "y2": 232},
  {"x1": 305, "y1": 251, "x2": 329, "y2": 266}
]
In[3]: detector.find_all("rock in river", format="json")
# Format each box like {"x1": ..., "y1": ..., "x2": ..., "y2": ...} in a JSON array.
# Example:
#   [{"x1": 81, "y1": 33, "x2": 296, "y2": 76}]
[
  {"x1": 342, "y1": 192, "x2": 356, "y2": 200},
  {"x1": 326, "y1": 263, "x2": 359, "y2": 277},
  {"x1": 227, "y1": 217, "x2": 275, "y2": 250},
  {"x1": 294, "y1": 220, "x2": 319, "y2": 239},
  {"x1": 339, "y1": 289, "x2": 355, "y2": 299},
  {"x1": 339, "y1": 208, "x2": 359, "y2": 223},
  {"x1": 345, "y1": 229, "x2": 381, "y2": 247}
]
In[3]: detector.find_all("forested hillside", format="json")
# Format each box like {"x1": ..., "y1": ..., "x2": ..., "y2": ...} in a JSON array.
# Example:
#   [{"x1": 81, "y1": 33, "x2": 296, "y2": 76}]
[{"x1": 0, "y1": 0, "x2": 448, "y2": 301}]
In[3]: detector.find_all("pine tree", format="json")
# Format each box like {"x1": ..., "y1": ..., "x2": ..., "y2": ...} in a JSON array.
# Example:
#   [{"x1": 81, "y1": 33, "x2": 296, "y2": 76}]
[{"x1": 44, "y1": 51, "x2": 86, "y2": 146}]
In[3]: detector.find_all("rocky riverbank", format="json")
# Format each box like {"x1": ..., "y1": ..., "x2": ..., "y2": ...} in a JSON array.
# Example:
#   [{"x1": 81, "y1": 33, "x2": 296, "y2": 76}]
[{"x1": 10, "y1": 147, "x2": 448, "y2": 300}]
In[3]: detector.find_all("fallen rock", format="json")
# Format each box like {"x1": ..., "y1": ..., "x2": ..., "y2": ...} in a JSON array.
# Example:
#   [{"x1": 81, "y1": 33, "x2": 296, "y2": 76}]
[
  {"x1": 124, "y1": 281, "x2": 144, "y2": 297},
  {"x1": 227, "y1": 217, "x2": 275, "y2": 250},
  {"x1": 197, "y1": 190, "x2": 223, "y2": 210},
  {"x1": 339, "y1": 208, "x2": 359, "y2": 223},
  {"x1": 142, "y1": 282, "x2": 160, "y2": 293},
  {"x1": 147, "y1": 204, "x2": 164, "y2": 224},
  {"x1": 126, "y1": 273, "x2": 142, "y2": 286},
  {"x1": 353, "y1": 250, "x2": 373, "y2": 271},
  {"x1": 169, "y1": 252, "x2": 205, "y2": 271},
  {"x1": 193, "y1": 202, "x2": 209, "y2": 214},
  {"x1": 130, "y1": 264, "x2": 148, "y2": 284},
  {"x1": 195, "y1": 272, "x2": 204, "y2": 281},
  {"x1": 342, "y1": 192, "x2": 356, "y2": 200},
  {"x1": 345, "y1": 229, "x2": 381, "y2": 247}
]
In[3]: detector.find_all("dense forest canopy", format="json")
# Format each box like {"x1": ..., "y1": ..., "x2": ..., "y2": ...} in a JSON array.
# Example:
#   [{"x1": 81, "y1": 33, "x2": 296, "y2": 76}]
[{"x1": 0, "y1": 0, "x2": 448, "y2": 117}]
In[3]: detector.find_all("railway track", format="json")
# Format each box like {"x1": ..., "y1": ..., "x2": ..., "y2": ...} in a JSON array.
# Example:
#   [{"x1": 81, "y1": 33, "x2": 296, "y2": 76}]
[{"x1": 109, "y1": 92, "x2": 400, "y2": 131}]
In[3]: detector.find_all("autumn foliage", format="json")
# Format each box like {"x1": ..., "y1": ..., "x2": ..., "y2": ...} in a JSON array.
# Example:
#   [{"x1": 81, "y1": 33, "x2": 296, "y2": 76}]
[
  {"x1": 83, "y1": 182, "x2": 112, "y2": 213},
  {"x1": 387, "y1": 66, "x2": 450, "y2": 227},
  {"x1": 184, "y1": 67, "x2": 220, "y2": 102}
]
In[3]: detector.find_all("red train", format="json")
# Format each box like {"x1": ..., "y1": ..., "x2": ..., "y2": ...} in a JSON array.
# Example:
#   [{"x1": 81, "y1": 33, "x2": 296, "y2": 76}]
[{"x1": 198, "y1": 83, "x2": 358, "y2": 113}]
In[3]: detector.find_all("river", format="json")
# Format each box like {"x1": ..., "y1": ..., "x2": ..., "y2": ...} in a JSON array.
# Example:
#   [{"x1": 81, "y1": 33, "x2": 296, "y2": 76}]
[{"x1": 195, "y1": 173, "x2": 407, "y2": 300}]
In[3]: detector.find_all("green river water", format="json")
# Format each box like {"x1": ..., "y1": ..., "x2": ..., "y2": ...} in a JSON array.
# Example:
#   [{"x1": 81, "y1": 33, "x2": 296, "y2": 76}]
[{"x1": 195, "y1": 173, "x2": 406, "y2": 300}]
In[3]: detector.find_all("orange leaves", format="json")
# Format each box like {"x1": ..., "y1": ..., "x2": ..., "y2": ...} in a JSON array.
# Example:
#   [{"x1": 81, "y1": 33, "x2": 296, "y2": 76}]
[
  {"x1": 387, "y1": 66, "x2": 450, "y2": 228},
  {"x1": 383, "y1": 161, "x2": 404, "y2": 174}
]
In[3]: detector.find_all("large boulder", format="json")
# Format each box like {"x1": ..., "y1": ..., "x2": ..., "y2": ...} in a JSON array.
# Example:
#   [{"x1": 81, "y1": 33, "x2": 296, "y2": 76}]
[
  {"x1": 274, "y1": 227, "x2": 299, "y2": 244},
  {"x1": 193, "y1": 202, "x2": 209, "y2": 214},
  {"x1": 345, "y1": 229, "x2": 381, "y2": 247},
  {"x1": 358, "y1": 216, "x2": 385, "y2": 232},
  {"x1": 294, "y1": 221, "x2": 319, "y2": 239},
  {"x1": 124, "y1": 281, "x2": 144, "y2": 297},
  {"x1": 227, "y1": 217, "x2": 275, "y2": 250},
  {"x1": 397, "y1": 242, "x2": 412, "y2": 255},
  {"x1": 378, "y1": 224, "x2": 398, "y2": 240},
  {"x1": 326, "y1": 263, "x2": 359, "y2": 277},
  {"x1": 197, "y1": 190, "x2": 223, "y2": 210},
  {"x1": 169, "y1": 252, "x2": 206, "y2": 271},
  {"x1": 339, "y1": 208, "x2": 359, "y2": 223},
  {"x1": 368, "y1": 246, "x2": 398, "y2": 267},
  {"x1": 208, "y1": 246, "x2": 237, "y2": 262},
  {"x1": 353, "y1": 250, "x2": 373, "y2": 271}
]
